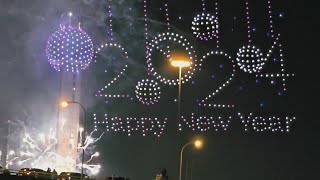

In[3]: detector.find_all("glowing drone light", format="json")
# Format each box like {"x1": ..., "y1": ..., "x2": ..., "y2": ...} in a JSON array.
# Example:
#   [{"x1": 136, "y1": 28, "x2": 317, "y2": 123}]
[
  {"x1": 45, "y1": 22, "x2": 94, "y2": 73},
  {"x1": 191, "y1": 13, "x2": 219, "y2": 41},
  {"x1": 95, "y1": 43, "x2": 129, "y2": 97},
  {"x1": 180, "y1": 113, "x2": 231, "y2": 132},
  {"x1": 197, "y1": 50, "x2": 236, "y2": 108},
  {"x1": 238, "y1": 113, "x2": 295, "y2": 132},
  {"x1": 135, "y1": 79, "x2": 161, "y2": 105},
  {"x1": 147, "y1": 32, "x2": 198, "y2": 85},
  {"x1": 236, "y1": 45, "x2": 267, "y2": 74},
  {"x1": 93, "y1": 114, "x2": 167, "y2": 137}
]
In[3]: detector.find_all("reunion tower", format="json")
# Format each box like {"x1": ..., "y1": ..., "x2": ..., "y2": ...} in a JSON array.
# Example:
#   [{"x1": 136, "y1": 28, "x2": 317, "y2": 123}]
[{"x1": 45, "y1": 12, "x2": 94, "y2": 172}]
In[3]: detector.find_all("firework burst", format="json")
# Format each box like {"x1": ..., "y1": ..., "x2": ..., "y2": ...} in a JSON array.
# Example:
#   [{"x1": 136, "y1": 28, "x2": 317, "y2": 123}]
[{"x1": 6, "y1": 126, "x2": 102, "y2": 176}]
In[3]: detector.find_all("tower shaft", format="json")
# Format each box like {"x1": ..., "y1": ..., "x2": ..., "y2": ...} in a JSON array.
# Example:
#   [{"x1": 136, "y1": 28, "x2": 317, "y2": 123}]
[{"x1": 56, "y1": 72, "x2": 81, "y2": 172}]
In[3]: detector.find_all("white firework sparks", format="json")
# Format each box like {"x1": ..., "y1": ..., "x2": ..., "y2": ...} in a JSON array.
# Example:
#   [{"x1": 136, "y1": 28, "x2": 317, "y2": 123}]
[
  {"x1": 3, "y1": 150, "x2": 19, "y2": 168},
  {"x1": 7, "y1": 127, "x2": 103, "y2": 176}
]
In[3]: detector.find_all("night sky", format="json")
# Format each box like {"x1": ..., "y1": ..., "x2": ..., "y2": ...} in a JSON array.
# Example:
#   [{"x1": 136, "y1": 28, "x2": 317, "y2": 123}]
[{"x1": 0, "y1": 0, "x2": 318, "y2": 179}]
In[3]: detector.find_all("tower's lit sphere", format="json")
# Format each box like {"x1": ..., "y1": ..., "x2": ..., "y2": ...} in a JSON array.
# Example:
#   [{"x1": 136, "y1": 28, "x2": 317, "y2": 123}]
[
  {"x1": 46, "y1": 25, "x2": 94, "y2": 73},
  {"x1": 191, "y1": 13, "x2": 218, "y2": 41},
  {"x1": 135, "y1": 79, "x2": 161, "y2": 105},
  {"x1": 236, "y1": 45, "x2": 267, "y2": 74}
]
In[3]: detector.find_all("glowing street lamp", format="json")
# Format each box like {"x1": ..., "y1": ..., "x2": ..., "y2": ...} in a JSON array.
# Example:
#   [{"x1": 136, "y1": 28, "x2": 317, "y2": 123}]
[
  {"x1": 171, "y1": 60, "x2": 191, "y2": 68},
  {"x1": 179, "y1": 139, "x2": 203, "y2": 180},
  {"x1": 60, "y1": 101, "x2": 69, "y2": 108},
  {"x1": 171, "y1": 59, "x2": 191, "y2": 129},
  {"x1": 194, "y1": 139, "x2": 203, "y2": 149},
  {"x1": 59, "y1": 100, "x2": 87, "y2": 180}
]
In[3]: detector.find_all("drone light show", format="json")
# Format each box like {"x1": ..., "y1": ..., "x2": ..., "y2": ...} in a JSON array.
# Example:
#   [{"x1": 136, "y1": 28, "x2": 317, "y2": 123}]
[
  {"x1": 45, "y1": 13, "x2": 94, "y2": 73},
  {"x1": 0, "y1": 0, "x2": 306, "y2": 179}
]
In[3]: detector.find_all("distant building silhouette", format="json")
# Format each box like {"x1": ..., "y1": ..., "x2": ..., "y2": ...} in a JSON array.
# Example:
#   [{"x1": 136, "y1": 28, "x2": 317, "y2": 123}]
[{"x1": 104, "y1": 176, "x2": 130, "y2": 180}]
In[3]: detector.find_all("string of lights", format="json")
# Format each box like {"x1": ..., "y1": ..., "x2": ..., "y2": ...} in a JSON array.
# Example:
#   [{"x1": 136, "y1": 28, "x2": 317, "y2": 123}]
[
  {"x1": 256, "y1": 73, "x2": 294, "y2": 78},
  {"x1": 163, "y1": 0, "x2": 171, "y2": 31},
  {"x1": 107, "y1": 2, "x2": 114, "y2": 42},
  {"x1": 267, "y1": 0, "x2": 275, "y2": 39},
  {"x1": 201, "y1": 104, "x2": 235, "y2": 108},
  {"x1": 144, "y1": 0, "x2": 150, "y2": 75},
  {"x1": 202, "y1": 0, "x2": 206, "y2": 11},
  {"x1": 214, "y1": 0, "x2": 220, "y2": 48},
  {"x1": 245, "y1": 0, "x2": 252, "y2": 43}
]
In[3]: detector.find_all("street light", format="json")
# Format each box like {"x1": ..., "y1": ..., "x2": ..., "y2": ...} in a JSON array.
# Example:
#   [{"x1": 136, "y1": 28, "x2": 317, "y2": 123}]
[
  {"x1": 59, "y1": 100, "x2": 87, "y2": 180},
  {"x1": 60, "y1": 101, "x2": 69, "y2": 108},
  {"x1": 171, "y1": 60, "x2": 191, "y2": 68},
  {"x1": 179, "y1": 139, "x2": 203, "y2": 180},
  {"x1": 171, "y1": 59, "x2": 191, "y2": 129}
]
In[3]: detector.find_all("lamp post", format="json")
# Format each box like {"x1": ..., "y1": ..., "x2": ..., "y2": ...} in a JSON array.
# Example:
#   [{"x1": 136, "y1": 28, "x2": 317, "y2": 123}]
[
  {"x1": 179, "y1": 139, "x2": 203, "y2": 180},
  {"x1": 59, "y1": 101, "x2": 87, "y2": 180},
  {"x1": 171, "y1": 60, "x2": 191, "y2": 128}
]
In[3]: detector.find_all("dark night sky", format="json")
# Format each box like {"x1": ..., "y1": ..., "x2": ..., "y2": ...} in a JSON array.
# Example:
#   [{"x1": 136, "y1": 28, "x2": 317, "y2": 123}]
[{"x1": 0, "y1": 0, "x2": 319, "y2": 180}]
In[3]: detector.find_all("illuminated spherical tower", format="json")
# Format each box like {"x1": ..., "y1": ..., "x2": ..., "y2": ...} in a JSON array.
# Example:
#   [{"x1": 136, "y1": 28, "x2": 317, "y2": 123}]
[{"x1": 45, "y1": 12, "x2": 94, "y2": 172}]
